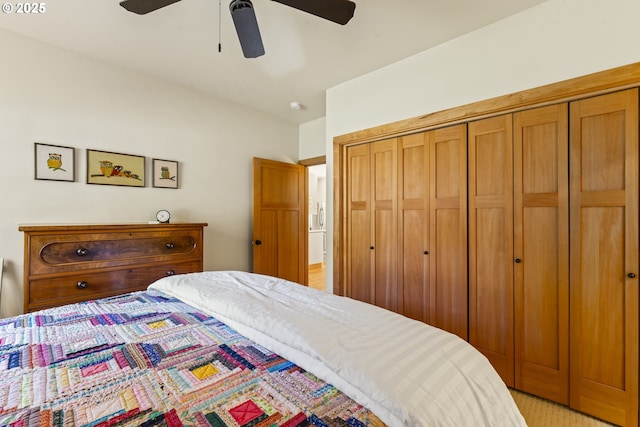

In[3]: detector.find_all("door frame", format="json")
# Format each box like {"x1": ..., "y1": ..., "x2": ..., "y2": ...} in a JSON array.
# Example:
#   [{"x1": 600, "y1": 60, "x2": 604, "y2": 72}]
[{"x1": 299, "y1": 156, "x2": 327, "y2": 286}]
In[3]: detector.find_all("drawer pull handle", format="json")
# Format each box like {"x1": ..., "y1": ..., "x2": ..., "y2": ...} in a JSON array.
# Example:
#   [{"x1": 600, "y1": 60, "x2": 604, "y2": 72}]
[
  {"x1": 628, "y1": 273, "x2": 636, "y2": 279},
  {"x1": 76, "y1": 248, "x2": 88, "y2": 256},
  {"x1": 77, "y1": 281, "x2": 88, "y2": 289},
  {"x1": 166, "y1": 270, "x2": 176, "y2": 276},
  {"x1": 166, "y1": 242, "x2": 175, "y2": 249}
]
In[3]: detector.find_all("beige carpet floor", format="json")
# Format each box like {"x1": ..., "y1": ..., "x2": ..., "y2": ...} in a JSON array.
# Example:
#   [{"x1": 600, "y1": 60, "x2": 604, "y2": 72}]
[{"x1": 510, "y1": 389, "x2": 618, "y2": 427}]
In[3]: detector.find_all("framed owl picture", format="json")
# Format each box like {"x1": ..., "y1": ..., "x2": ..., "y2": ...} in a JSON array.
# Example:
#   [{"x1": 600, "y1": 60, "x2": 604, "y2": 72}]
[
  {"x1": 86, "y1": 149, "x2": 145, "y2": 187},
  {"x1": 152, "y1": 158, "x2": 179, "y2": 189},
  {"x1": 34, "y1": 143, "x2": 75, "y2": 182}
]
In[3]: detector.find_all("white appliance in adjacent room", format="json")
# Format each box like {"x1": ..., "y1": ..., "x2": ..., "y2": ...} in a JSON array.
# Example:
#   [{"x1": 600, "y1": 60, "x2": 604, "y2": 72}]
[{"x1": 318, "y1": 202, "x2": 325, "y2": 229}]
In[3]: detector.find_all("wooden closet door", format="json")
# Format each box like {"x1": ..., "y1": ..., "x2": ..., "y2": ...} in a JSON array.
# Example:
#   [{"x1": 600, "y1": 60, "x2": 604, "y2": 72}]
[
  {"x1": 468, "y1": 114, "x2": 514, "y2": 386},
  {"x1": 513, "y1": 104, "x2": 569, "y2": 404},
  {"x1": 371, "y1": 139, "x2": 398, "y2": 312},
  {"x1": 398, "y1": 132, "x2": 429, "y2": 322},
  {"x1": 429, "y1": 124, "x2": 468, "y2": 339},
  {"x1": 569, "y1": 89, "x2": 639, "y2": 427},
  {"x1": 346, "y1": 144, "x2": 372, "y2": 304}
]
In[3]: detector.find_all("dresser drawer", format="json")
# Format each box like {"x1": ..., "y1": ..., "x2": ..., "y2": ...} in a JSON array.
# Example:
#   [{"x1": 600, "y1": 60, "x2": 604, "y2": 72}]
[
  {"x1": 27, "y1": 261, "x2": 202, "y2": 311},
  {"x1": 28, "y1": 230, "x2": 202, "y2": 275}
]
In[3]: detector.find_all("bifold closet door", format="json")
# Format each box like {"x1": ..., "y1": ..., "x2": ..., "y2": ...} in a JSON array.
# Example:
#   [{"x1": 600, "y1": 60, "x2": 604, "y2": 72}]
[
  {"x1": 428, "y1": 125, "x2": 468, "y2": 339},
  {"x1": 346, "y1": 144, "x2": 372, "y2": 304},
  {"x1": 398, "y1": 132, "x2": 429, "y2": 323},
  {"x1": 468, "y1": 114, "x2": 514, "y2": 386},
  {"x1": 569, "y1": 89, "x2": 639, "y2": 427},
  {"x1": 513, "y1": 104, "x2": 569, "y2": 405},
  {"x1": 346, "y1": 139, "x2": 398, "y2": 311},
  {"x1": 371, "y1": 139, "x2": 398, "y2": 312},
  {"x1": 395, "y1": 126, "x2": 468, "y2": 335}
]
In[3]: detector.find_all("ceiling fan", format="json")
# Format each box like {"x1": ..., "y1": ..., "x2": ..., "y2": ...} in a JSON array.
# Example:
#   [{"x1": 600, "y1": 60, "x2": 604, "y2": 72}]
[{"x1": 119, "y1": 0, "x2": 356, "y2": 58}]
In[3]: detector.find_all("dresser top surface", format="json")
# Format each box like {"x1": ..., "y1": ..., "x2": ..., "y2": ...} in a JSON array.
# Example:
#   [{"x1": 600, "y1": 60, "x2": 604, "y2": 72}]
[{"x1": 19, "y1": 223, "x2": 208, "y2": 233}]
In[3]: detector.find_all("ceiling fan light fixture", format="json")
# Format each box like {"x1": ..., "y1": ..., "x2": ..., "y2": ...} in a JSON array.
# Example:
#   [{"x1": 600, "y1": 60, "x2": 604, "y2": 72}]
[{"x1": 229, "y1": 0, "x2": 265, "y2": 58}]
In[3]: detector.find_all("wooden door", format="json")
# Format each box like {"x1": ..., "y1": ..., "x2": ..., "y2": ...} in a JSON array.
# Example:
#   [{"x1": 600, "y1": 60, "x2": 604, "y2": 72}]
[
  {"x1": 371, "y1": 139, "x2": 398, "y2": 312},
  {"x1": 398, "y1": 132, "x2": 429, "y2": 322},
  {"x1": 252, "y1": 158, "x2": 307, "y2": 284},
  {"x1": 513, "y1": 104, "x2": 569, "y2": 404},
  {"x1": 569, "y1": 89, "x2": 639, "y2": 427},
  {"x1": 346, "y1": 144, "x2": 373, "y2": 303},
  {"x1": 468, "y1": 114, "x2": 515, "y2": 386},
  {"x1": 429, "y1": 124, "x2": 468, "y2": 340}
]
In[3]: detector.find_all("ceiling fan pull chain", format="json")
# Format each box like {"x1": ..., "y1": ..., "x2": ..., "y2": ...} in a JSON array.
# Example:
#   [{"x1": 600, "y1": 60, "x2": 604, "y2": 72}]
[{"x1": 218, "y1": 0, "x2": 222, "y2": 52}]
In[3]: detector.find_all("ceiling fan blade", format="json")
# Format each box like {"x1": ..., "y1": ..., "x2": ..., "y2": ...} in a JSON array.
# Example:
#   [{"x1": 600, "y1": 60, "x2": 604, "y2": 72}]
[
  {"x1": 271, "y1": 0, "x2": 355, "y2": 25},
  {"x1": 119, "y1": 0, "x2": 183, "y2": 15}
]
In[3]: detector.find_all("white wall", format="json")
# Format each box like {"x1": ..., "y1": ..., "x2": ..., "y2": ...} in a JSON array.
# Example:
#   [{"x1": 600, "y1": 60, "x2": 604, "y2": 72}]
[
  {"x1": 324, "y1": 0, "x2": 640, "y2": 290},
  {"x1": 299, "y1": 117, "x2": 326, "y2": 160},
  {"x1": 0, "y1": 30, "x2": 298, "y2": 317}
]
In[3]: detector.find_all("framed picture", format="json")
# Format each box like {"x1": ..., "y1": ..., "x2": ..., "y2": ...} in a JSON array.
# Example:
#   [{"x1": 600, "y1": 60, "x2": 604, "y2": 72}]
[
  {"x1": 34, "y1": 143, "x2": 75, "y2": 182},
  {"x1": 152, "y1": 158, "x2": 179, "y2": 189},
  {"x1": 87, "y1": 149, "x2": 145, "y2": 187}
]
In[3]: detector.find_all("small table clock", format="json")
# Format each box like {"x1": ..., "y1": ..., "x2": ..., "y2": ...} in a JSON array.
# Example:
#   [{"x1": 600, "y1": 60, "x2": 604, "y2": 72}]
[{"x1": 156, "y1": 209, "x2": 171, "y2": 224}]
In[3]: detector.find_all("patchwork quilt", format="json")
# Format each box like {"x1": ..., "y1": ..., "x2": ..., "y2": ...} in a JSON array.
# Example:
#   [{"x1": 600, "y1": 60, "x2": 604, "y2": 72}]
[{"x1": 0, "y1": 291, "x2": 385, "y2": 427}]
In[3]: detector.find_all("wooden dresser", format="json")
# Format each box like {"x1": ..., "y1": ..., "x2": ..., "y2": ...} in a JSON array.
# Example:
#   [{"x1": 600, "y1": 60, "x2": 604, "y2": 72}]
[{"x1": 19, "y1": 223, "x2": 207, "y2": 312}]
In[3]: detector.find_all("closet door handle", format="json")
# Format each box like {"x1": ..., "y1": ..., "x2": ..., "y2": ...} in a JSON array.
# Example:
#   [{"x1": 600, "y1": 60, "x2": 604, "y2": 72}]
[
  {"x1": 370, "y1": 246, "x2": 374, "y2": 250},
  {"x1": 514, "y1": 258, "x2": 522, "y2": 263},
  {"x1": 628, "y1": 273, "x2": 636, "y2": 279},
  {"x1": 423, "y1": 251, "x2": 429, "y2": 255}
]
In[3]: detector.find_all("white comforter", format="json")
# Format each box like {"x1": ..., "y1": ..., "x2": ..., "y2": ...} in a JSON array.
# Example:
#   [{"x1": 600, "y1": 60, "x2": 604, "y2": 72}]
[{"x1": 149, "y1": 271, "x2": 527, "y2": 427}]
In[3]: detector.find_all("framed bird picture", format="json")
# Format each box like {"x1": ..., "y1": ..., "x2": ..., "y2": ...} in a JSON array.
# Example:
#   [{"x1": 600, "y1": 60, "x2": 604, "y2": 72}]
[
  {"x1": 34, "y1": 143, "x2": 75, "y2": 182},
  {"x1": 86, "y1": 149, "x2": 145, "y2": 187},
  {"x1": 152, "y1": 158, "x2": 179, "y2": 189}
]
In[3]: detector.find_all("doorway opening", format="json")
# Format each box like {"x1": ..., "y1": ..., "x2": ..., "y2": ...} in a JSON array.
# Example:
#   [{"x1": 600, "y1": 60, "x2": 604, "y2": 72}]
[{"x1": 307, "y1": 163, "x2": 326, "y2": 291}]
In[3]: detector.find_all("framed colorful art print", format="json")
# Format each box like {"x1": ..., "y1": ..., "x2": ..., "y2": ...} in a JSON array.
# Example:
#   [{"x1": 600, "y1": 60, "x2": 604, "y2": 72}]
[
  {"x1": 34, "y1": 143, "x2": 75, "y2": 182},
  {"x1": 86, "y1": 149, "x2": 145, "y2": 187},
  {"x1": 152, "y1": 158, "x2": 178, "y2": 189}
]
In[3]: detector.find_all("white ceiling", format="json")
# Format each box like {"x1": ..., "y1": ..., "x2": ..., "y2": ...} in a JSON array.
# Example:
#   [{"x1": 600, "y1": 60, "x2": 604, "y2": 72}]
[{"x1": 0, "y1": 0, "x2": 548, "y2": 124}]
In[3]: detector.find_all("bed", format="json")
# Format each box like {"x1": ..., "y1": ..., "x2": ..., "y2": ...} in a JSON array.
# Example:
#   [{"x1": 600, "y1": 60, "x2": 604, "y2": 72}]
[{"x1": 0, "y1": 271, "x2": 527, "y2": 426}]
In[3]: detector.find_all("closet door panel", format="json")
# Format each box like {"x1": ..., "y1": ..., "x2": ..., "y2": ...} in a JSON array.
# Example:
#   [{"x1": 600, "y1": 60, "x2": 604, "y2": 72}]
[
  {"x1": 513, "y1": 104, "x2": 569, "y2": 404},
  {"x1": 398, "y1": 133, "x2": 429, "y2": 322},
  {"x1": 469, "y1": 114, "x2": 514, "y2": 386},
  {"x1": 430, "y1": 124, "x2": 468, "y2": 339},
  {"x1": 346, "y1": 144, "x2": 373, "y2": 304},
  {"x1": 473, "y1": 207, "x2": 508, "y2": 351},
  {"x1": 570, "y1": 89, "x2": 639, "y2": 427},
  {"x1": 371, "y1": 139, "x2": 398, "y2": 312}
]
